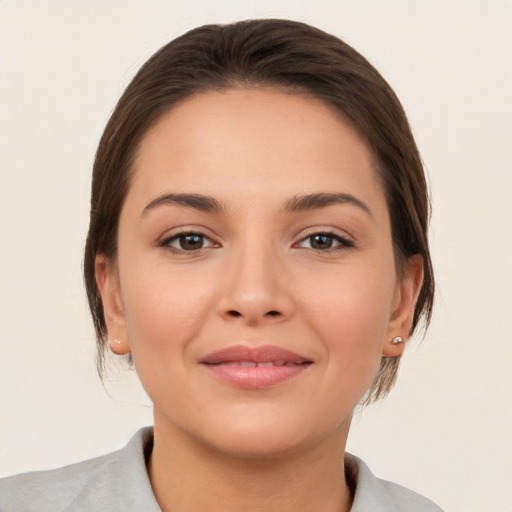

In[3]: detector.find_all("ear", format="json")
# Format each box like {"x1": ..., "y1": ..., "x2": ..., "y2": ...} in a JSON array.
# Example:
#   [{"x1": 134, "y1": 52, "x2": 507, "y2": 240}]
[
  {"x1": 382, "y1": 254, "x2": 424, "y2": 357},
  {"x1": 95, "y1": 255, "x2": 130, "y2": 355}
]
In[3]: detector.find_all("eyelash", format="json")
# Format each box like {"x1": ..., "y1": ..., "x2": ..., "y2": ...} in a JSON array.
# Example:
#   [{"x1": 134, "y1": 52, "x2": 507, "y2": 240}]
[
  {"x1": 159, "y1": 232, "x2": 218, "y2": 253},
  {"x1": 159, "y1": 230, "x2": 354, "y2": 255},
  {"x1": 295, "y1": 232, "x2": 354, "y2": 253}
]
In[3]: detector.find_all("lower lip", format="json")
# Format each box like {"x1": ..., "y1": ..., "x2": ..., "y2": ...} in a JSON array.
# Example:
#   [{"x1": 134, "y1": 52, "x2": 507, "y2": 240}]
[{"x1": 201, "y1": 364, "x2": 311, "y2": 389}]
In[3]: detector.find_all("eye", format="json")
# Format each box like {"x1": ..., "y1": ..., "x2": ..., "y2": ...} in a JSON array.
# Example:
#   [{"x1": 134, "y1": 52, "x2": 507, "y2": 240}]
[
  {"x1": 297, "y1": 232, "x2": 353, "y2": 251},
  {"x1": 161, "y1": 232, "x2": 216, "y2": 252}
]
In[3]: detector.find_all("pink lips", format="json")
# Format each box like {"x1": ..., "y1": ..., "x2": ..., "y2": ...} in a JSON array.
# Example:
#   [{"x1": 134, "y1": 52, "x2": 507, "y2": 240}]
[{"x1": 199, "y1": 345, "x2": 312, "y2": 389}]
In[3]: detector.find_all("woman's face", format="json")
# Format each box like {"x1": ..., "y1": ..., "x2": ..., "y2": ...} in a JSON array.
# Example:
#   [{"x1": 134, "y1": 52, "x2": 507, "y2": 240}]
[{"x1": 98, "y1": 89, "x2": 420, "y2": 458}]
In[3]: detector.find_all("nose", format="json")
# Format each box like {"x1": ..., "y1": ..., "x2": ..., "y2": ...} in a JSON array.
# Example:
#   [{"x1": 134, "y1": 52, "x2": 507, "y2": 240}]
[{"x1": 217, "y1": 241, "x2": 295, "y2": 326}]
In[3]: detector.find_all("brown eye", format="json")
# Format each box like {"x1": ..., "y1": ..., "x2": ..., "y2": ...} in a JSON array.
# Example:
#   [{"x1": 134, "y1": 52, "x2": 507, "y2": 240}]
[
  {"x1": 309, "y1": 234, "x2": 335, "y2": 250},
  {"x1": 162, "y1": 232, "x2": 216, "y2": 252},
  {"x1": 297, "y1": 233, "x2": 353, "y2": 251},
  {"x1": 178, "y1": 234, "x2": 204, "y2": 250}
]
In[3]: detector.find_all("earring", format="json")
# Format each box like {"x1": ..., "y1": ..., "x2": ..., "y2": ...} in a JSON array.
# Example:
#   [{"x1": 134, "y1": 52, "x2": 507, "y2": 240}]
[
  {"x1": 391, "y1": 336, "x2": 404, "y2": 345},
  {"x1": 110, "y1": 339, "x2": 121, "y2": 345}
]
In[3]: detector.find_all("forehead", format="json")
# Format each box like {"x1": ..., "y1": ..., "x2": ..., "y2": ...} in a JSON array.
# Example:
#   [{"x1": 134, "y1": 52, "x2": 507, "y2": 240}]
[{"x1": 129, "y1": 88, "x2": 386, "y2": 213}]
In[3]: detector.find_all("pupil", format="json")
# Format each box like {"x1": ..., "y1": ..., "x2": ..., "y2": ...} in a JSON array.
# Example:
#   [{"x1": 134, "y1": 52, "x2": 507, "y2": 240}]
[
  {"x1": 180, "y1": 234, "x2": 203, "y2": 250},
  {"x1": 311, "y1": 234, "x2": 332, "y2": 249}
]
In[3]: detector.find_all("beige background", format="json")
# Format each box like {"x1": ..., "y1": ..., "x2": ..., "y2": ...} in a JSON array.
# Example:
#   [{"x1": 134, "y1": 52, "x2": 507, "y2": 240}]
[{"x1": 1, "y1": 1, "x2": 511, "y2": 510}]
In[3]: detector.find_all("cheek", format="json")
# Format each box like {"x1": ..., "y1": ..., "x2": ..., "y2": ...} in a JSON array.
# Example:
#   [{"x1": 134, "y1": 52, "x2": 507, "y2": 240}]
[
  {"x1": 119, "y1": 261, "x2": 215, "y2": 359},
  {"x1": 300, "y1": 261, "x2": 396, "y2": 394},
  {"x1": 117, "y1": 262, "x2": 219, "y2": 410},
  {"x1": 305, "y1": 259, "x2": 395, "y2": 340}
]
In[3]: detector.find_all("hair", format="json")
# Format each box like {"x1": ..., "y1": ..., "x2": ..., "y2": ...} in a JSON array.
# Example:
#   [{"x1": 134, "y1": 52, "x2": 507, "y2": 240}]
[{"x1": 84, "y1": 18, "x2": 434, "y2": 403}]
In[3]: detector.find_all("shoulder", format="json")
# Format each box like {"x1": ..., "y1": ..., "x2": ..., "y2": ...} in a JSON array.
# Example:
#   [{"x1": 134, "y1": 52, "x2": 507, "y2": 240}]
[
  {"x1": 345, "y1": 453, "x2": 444, "y2": 512},
  {"x1": 0, "y1": 428, "x2": 159, "y2": 512},
  {"x1": 0, "y1": 451, "x2": 117, "y2": 512}
]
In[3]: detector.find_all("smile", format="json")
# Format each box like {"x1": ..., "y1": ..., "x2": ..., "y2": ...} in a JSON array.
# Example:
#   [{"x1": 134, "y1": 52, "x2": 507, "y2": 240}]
[
  {"x1": 199, "y1": 345, "x2": 313, "y2": 389},
  {"x1": 220, "y1": 361, "x2": 301, "y2": 367}
]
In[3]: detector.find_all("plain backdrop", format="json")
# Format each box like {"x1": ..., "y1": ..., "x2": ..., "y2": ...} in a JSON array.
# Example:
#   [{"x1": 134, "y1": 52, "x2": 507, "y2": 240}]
[{"x1": 1, "y1": 1, "x2": 511, "y2": 511}]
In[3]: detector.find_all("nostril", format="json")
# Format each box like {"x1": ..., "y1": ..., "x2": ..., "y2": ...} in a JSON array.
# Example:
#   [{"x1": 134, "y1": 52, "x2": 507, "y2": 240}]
[{"x1": 226, "y1": 310, "x2": 281, "y2": 318}]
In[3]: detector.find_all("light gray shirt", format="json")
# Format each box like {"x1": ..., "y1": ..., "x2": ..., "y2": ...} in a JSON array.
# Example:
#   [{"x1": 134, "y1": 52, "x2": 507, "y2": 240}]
[{"x1": 0, "y1": 428, "x2": 443, "y2": 511}]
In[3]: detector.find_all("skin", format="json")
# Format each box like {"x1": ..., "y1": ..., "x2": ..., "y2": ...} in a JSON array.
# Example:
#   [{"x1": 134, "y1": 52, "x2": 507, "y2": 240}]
[{"x1": 96, "y1": 89, "x2": 423, "y2": 512}]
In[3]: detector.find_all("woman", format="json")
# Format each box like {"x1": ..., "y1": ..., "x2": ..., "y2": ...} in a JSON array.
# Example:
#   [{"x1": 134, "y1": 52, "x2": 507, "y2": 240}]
[{"x1": 0, "y1": 19, "x2": 441, "y2": 511}]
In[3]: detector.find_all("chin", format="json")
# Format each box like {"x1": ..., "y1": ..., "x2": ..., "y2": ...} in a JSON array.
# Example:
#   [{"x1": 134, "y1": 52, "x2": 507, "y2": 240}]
[{"x1": 195, "y1": 409, "x2": 347, "y2": 461}]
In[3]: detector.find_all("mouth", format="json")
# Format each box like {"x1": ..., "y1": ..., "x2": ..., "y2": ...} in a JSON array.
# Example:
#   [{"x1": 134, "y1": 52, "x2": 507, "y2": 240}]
[{"x1": 199, "y1": 345, "x2": 313, "y2": 389}]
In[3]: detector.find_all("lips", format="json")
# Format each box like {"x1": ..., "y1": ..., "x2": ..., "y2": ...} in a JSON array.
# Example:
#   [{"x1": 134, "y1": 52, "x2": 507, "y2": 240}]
[{"x1": 199, "y1": 345, "x2": 312, "y2": 389}]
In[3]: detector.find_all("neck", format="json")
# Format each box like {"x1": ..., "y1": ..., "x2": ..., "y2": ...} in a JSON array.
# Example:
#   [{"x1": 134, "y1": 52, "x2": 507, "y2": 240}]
[{"x1": 147, "y1": 415, "x2": 353, "y2": 512}]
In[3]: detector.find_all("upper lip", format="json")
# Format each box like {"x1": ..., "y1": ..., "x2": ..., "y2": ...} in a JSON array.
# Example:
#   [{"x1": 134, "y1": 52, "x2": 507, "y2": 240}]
[{"x1": 199, "y1": 344, "x2": 312, "y2": 365}]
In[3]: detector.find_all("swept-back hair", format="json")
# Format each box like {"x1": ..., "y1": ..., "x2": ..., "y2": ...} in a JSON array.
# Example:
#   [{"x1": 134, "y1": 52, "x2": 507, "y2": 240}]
[{"x1": 84, "y1": 19, "x2": 434, "y2": 403}]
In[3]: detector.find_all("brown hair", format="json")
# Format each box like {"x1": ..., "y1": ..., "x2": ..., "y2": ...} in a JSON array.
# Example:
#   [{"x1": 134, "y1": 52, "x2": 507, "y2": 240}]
[{"x1": 84, "y1": 19, "x2": 434, "y2": 403}]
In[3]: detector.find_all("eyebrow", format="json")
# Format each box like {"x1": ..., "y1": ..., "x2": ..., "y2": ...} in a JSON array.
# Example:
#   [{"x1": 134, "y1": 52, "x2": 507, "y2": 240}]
[
  {"x1": 283, "y1": 192, "x2": 373, "y2": 218},
  {"x1": 141, "y1": 193, "x2": 224, "y2": 218},
  {"x1": 141, "y1": 191, "x2": 372, "y2": 218}
]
